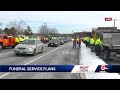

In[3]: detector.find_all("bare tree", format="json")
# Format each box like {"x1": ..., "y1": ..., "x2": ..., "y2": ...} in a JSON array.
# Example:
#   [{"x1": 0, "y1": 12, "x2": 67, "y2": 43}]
[
  {"x1": 6, "y1": 20, "x2": 26, "y2": 35},
  {"x1": 49, "y1": 28, "x2": 58, "y2": 37},
  {"x1": 0, "y1": 28, "x2": 3, "y2": 34},
  {"x1": 38, "y1": 23, "x2": 49, "y2": 36}
]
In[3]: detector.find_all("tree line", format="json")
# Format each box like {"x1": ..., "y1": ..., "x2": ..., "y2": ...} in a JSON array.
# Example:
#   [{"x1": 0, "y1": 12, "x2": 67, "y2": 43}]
[{"x1": 0, "y1": 20, "x2": 59, "y2": 37}]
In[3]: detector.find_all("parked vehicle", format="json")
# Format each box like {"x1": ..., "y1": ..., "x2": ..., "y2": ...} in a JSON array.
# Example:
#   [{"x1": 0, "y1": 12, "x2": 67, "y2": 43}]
[{"x1": 92, "y1": 27, "x2": 120, "y2": 60}]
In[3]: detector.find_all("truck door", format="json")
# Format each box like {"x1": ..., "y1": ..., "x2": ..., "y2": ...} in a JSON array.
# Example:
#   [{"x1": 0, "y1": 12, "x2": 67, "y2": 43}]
[{"x1": 2, "y1": 35, "x2": 9, "y2": 46}]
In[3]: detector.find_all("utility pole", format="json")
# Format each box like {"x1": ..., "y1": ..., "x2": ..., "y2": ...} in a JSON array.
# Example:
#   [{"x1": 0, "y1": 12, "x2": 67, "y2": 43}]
[
  {"x1": 105, "y1": 17, "x2": 118, "y2": 27},
  {"x1": 113, "y1": 19, "x2": 117, "y2": 27}
]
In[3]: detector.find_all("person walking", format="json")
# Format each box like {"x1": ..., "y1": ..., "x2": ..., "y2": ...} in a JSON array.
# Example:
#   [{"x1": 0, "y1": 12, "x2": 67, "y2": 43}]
[
  {"x1": 73, "y1": 37, "x2": 76, "y2": 48},
  {"x1": 78, "y1": 37, "x2": 81, "y2": 48}
]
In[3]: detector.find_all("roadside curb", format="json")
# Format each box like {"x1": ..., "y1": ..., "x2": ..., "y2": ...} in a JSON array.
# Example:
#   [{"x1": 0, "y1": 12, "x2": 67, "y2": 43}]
[{"x1": 79, "y1": 45, "x2": 86, "y2": 79}]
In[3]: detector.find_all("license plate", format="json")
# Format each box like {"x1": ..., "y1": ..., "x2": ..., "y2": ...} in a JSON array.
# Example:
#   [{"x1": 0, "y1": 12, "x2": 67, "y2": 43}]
[
  {"x1": 51, "y1": 44, "x2": 53, "y2": 45},
  {"x1": 19, "y1": 50, "x2": 23, "y2": 53}
]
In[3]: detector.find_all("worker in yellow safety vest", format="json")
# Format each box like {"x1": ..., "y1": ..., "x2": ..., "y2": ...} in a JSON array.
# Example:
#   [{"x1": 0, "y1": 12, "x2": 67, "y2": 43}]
[
  {"x1": 89, "y1": 36, "x2": 95, "y2": 52},
  {"x1": 83, "y1": 37, "x2": 86, "y2": 43},
  {"x1": 85, "y1": 36, "x2": 89, "y2": 47},
  {"x1": 25, "y1": 35, "x2": 29, "y2": 40},
  {"x1": 95, "y1": 37, "x2": 102, "y2": 56},
  {"x1": 78, "y1": 37, "x2": 81, "y2": 48},
  {"x1": 18, "y1": 36, "x2": 23, "y2": 42},
  {"x1": 37, "y1": 36, "x2": 40, "y2": 40},
  {"x1": 15, "y1": 36, "x2": 19, "y2": 45}
]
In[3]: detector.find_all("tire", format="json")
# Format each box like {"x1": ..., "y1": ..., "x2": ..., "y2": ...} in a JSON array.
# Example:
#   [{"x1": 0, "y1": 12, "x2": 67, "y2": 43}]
[
  {"x1": 56, "y1": 44, "x2": 57, "y2": 47},
  {"x1": 104, "y1": 49, "x2": 110, "y2": 61},
  {"x1": 12, "y1": 46, "x2": 15, "y2": 48},
  {"x1": 48, "y1": 44, "x2": 50, "y2": 47},
  {"x1": 32, "y1": 49, "x2": 36, "y2": 56},
  {"x1": 41, "y1": 47, "x2": 43, "y2": 53},
  {"x1": 0, "y1": 43, "x2": 2, "y2": 51}
]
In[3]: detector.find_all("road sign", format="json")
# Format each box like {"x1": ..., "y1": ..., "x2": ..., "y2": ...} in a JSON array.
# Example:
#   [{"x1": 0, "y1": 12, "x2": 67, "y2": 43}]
[{"x1": 105, "y1": 17, "x2": 112, "y2": 21}]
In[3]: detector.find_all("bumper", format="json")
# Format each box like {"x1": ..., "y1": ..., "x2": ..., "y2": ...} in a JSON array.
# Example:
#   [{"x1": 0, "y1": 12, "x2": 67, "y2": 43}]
[
  {"x1": 14, "y1": 49, "x2": 34, "y2": 55},
  {"x1": 60, "y1": 42, "x2": 64, "y2": 45}
]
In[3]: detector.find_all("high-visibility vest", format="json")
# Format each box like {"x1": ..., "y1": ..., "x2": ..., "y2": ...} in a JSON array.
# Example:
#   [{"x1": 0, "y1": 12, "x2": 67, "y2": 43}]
[
  {"x1": 83, "y1": 37, "x2": 86, "y2": 41},
  {"x1": 15, "y1": 37, "x2": 19, "y2": 43},
  {"x1": 86, "y1": 37, "x2": 89, "y2": 42},
  {"x1": 25, "y1": 36, "x2": 29, "y2": 40},
  {"x1": 77, "y1": 38, "x2": 79, "y2": 42},
  {"x1": 95, "y1": 38, "x2": 101, "y2": 45},
  {"x1": 37, "y1": 37, "x2": 40, "y2": 40},
  {"x1": 19, "y1": 37, "x2": 23, "y2": 42},
  {"x1": 99, "y1": 39, "x2": 102, "y2": 45},
  {"x1": 34, "y1": 38, "x2": 37, "y2": 40},
  {"x1": 90, "y1": 38, "x2": 94, "y2": 44}
]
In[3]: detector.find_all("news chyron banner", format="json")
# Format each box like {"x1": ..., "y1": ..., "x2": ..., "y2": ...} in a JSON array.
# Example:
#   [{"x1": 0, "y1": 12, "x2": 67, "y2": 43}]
[{"x1": 0, "y1": 65, "x2": 119, "y2": 73}]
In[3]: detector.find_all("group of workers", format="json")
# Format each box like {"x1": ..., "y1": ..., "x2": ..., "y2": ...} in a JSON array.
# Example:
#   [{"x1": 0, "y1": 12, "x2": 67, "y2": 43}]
[
  {"x1": 83, "y1": 36, "x2": 102, "y2": 56},
  {"x1": 14, "y1": 35, "x2": 29, "y2": 45},
  {"x1": 73, "y1": 36, "x2": 81, "y2": 48},
  {"x1": 14, "y1": 35, "x2": 50, "y2": 45}
]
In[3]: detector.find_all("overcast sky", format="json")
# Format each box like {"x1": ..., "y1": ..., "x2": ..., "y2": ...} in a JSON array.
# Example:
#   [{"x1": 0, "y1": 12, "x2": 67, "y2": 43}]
[{"x1": 0, "y1": 11, "x2": 120, "y2": 33}]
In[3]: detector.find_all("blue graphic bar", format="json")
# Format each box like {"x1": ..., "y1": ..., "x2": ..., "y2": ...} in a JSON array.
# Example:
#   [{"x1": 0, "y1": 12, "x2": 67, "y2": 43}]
[{"x1": 0, "y1": 65, "x2": 74, "y2": 72}]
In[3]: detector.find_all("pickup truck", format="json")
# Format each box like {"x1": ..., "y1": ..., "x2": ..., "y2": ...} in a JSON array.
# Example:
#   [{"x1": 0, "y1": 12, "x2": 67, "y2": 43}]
[{"x1": 0, "y1": 34, "x2": 16, "y2": 50}]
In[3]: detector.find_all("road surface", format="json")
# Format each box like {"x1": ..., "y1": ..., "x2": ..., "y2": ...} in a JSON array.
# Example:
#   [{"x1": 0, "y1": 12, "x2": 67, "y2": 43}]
[{"x1": 0, "y1": 41, "x2": 80, "y2": 79}]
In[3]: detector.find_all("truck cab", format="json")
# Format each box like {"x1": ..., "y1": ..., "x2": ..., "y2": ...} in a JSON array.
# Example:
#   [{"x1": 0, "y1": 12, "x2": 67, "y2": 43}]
[{"x1": 0, "y1": 34, "x2": 16, "y2": 50}]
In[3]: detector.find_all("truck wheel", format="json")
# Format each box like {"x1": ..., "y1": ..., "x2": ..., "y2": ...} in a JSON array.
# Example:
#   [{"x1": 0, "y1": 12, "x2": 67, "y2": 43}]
[
  {"x1": 0, "y1": 43, "x2": 2, "y2": 51},
  {"x1": 104, "y1": 50, "x2": 110, "y2": 61}
]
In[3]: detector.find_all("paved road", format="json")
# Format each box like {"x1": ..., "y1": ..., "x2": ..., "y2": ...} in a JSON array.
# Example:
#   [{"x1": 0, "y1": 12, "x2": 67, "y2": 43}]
[{"x1": 0, "y1": 41, "x2": 80, "y2": 79}]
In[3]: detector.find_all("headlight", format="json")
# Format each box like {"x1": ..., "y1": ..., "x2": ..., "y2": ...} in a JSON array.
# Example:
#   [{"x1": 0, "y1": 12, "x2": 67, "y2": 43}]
[
  {"x1": 27, "y1": 47, "x2": 34, "y2": 50},
  {"x1": 15, "y1": 47, "x2": 18, "y2": 49}
]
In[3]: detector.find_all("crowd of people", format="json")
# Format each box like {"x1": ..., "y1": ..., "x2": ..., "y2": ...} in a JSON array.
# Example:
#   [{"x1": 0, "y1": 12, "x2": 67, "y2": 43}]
[
  {"x1": 13, "y1": 35, "x2": 51, "y2": 45},
  {"x1": 82, "y1": 36, "x2": 102, "y2": 56},
  {"x1": 73, "y1": 36, "x2": 81, "y2": 48},
  {"x1": 72, "y1": 35, "x2": 102, "y2": 56}
]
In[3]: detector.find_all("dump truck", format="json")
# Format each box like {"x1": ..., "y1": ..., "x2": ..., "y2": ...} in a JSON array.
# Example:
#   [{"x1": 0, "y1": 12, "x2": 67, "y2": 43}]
[
  {"x1": 0, "y1": 34, "x2": 16, "y2": 50},
  {"x1": 92, "y1": 27, "x2": 120, "y2": 60}
]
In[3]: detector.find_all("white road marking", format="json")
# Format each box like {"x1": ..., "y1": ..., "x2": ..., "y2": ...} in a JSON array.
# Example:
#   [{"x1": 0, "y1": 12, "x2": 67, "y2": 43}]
[
  {"x1": 0, "y1": 46, "x2": 62, "y2": 78},
  {"x1": 24, "y1": 46, "x2": 61, "y2": 65},
  {"x1": 0, "y1": 73, "x2": 10, "y2": 78}
]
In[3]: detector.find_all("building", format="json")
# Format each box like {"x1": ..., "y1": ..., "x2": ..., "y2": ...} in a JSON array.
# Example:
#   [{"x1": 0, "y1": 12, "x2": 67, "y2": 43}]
[{"x1": 74, "y1": 31, "x2": 91, "y2": 37}]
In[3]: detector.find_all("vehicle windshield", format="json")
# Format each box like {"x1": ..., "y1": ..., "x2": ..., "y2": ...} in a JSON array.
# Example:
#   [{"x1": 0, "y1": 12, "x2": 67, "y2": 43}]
[
  {"x1": 21, "y1": 40, "x2": 35, "y2": 45},
  {"x1": 49, "y1": 39, "x2": 58, "y2": 43}
]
